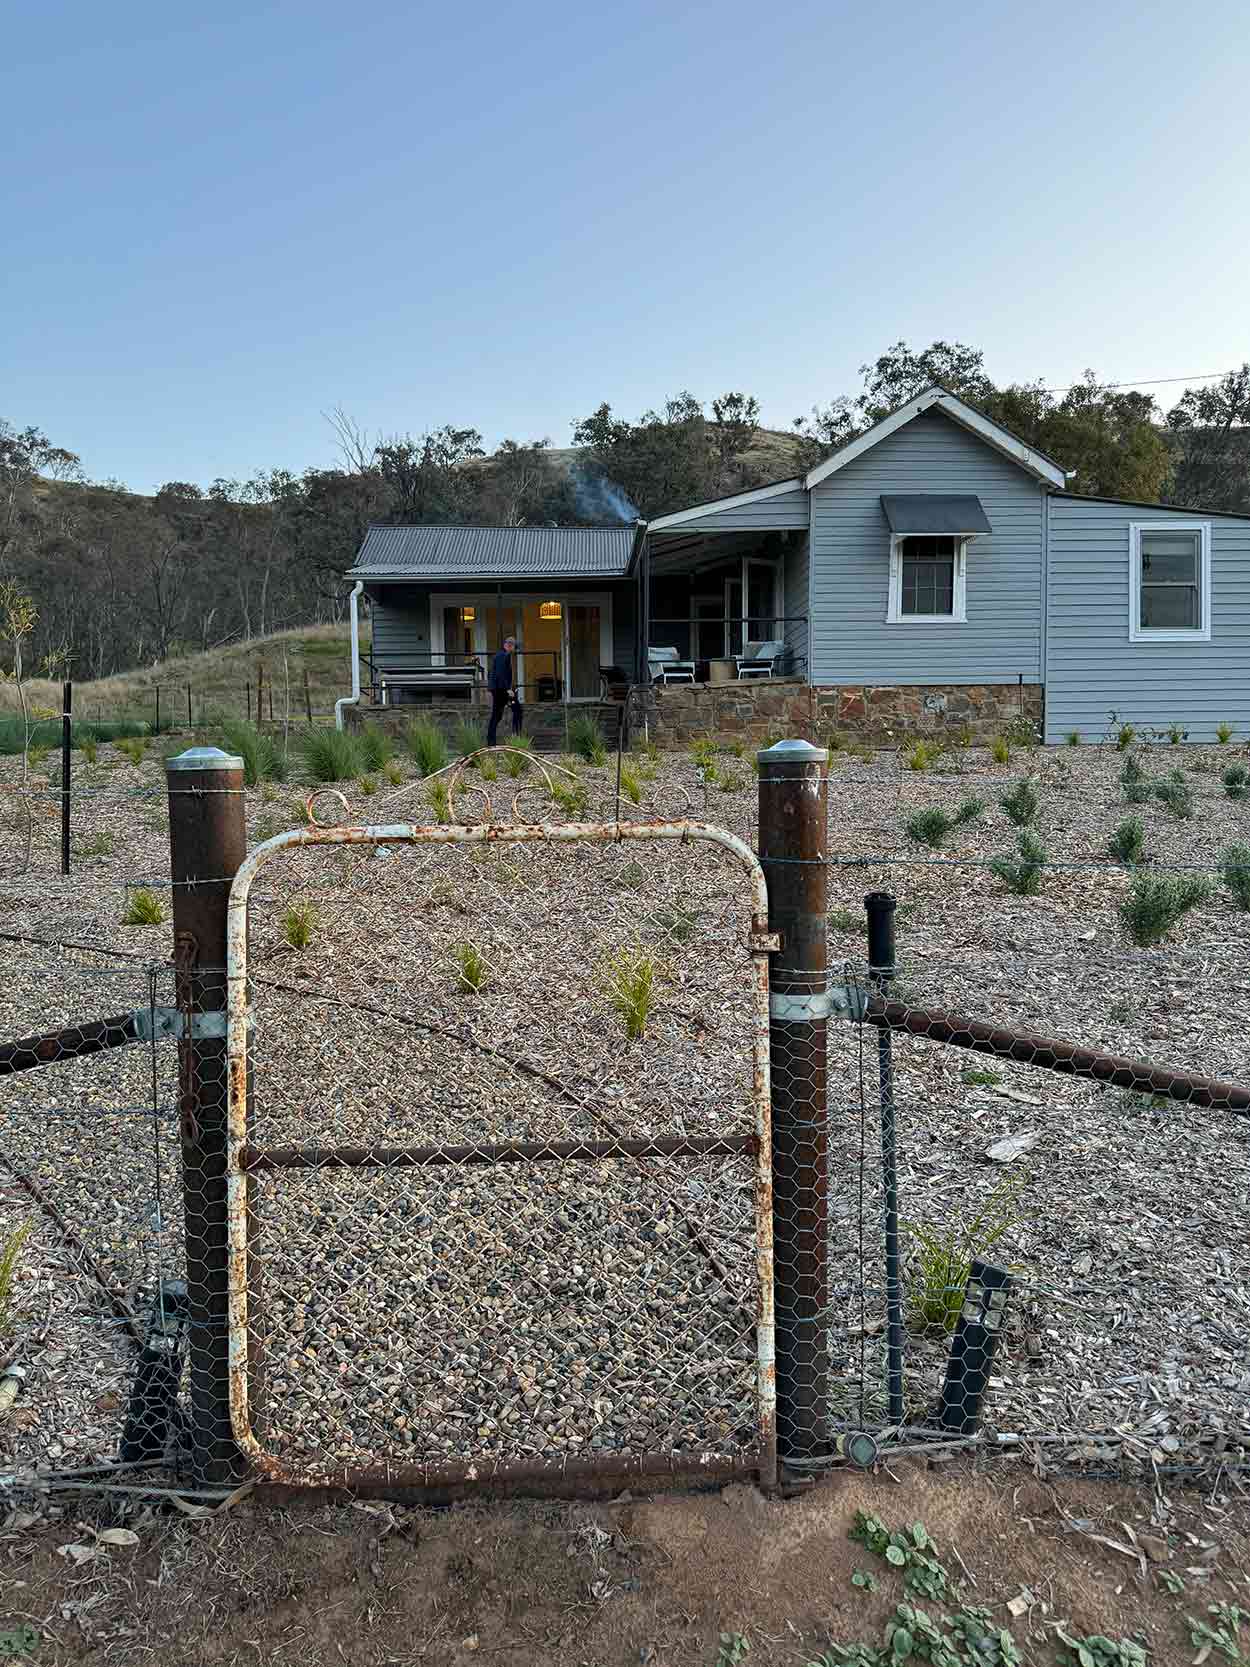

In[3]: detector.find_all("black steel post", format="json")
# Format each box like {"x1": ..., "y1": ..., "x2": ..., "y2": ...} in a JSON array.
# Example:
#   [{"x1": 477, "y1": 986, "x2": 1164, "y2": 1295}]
[
  {"x1": 935, "y1": 1260, "x2": 1013, "y2": 1434},
  {"x1": 186, "y1": 683, "x2": 193, "y2": 731},
  {"x1": 60, "y1": 680, "x2": 72, "y2": 877},
  {"x1": 757, "y1": 738, "x2": 829, "y2": 1466},
  {"x1": 865, "y1": 891, "x2": 903, "y2": 1425},
  {"x1": 166, "y1": 744, "x2": 249, "y2": 1484}
]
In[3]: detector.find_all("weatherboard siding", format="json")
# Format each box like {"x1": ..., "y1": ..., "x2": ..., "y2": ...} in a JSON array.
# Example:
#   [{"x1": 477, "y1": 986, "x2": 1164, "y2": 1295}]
[
  {"x1": 661, "y1": 487, "x2": 809, "y2": 534},
  {"x1": 782, "y1": 537, "x2": 810, "y2": 675},
  {"x1": 369, "y1": 588, "x2": 431, "y2": 665},
  {"x1": 1044, "y1": 497, "x2": 1250, "y2": 742},
  {"x1": 808, "y1": 410, "x2": 1045, "y2": 686}
]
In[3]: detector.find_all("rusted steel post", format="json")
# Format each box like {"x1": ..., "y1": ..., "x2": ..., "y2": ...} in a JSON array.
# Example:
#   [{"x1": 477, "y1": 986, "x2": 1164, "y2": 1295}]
[
  {"x1": 757, "y1": 737, "x2": 829, "y2": 1466},
  {"x1": 166, "y1": 745, "x2": 250, "y2": 1484}
]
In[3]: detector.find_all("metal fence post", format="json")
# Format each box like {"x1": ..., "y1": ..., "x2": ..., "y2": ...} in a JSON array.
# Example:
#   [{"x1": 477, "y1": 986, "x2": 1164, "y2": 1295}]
[
  {"x1": 865, "y1": 890, "x2": 904, "y2": 1426},
  {"x1": 166, "y1": 745, "x2": 249, "y2": 1484},
  {"x1": 757, "y1": 737, "x2": 829, "y2": 1468},
  {"x1": 60, "y1": 680, "x2": 72, "y2": 877}
]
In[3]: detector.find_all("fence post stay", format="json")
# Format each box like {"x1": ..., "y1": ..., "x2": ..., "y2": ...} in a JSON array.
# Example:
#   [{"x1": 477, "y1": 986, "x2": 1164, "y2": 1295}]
[
  {"x1": 757, "y1": 737, "x2": 829, "y2": 1470},
  {"x1": 166, "y1": 744, "x2": 250, "y2": 1484}
]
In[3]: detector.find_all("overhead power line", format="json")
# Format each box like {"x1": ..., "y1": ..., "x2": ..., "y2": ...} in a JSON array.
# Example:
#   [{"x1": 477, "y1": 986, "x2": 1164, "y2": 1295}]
[{"x1": 1033, "y1": 370, "x2": 1237, "y2": 394}]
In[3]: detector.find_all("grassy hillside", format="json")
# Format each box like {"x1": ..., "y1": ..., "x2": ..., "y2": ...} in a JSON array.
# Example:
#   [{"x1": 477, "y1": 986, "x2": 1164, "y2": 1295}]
[{"x1": 0, "y1": 623, "x2": 368, "y2": 727}]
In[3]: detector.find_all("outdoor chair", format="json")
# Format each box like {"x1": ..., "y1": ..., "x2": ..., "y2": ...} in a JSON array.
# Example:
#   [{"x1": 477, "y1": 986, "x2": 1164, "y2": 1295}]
[
  {"x1": 735, "y1": 641, "x2": 786, "y2": 679},
  {"x1": 648, "y1": 646, "x2": 696, "y2": 685}
]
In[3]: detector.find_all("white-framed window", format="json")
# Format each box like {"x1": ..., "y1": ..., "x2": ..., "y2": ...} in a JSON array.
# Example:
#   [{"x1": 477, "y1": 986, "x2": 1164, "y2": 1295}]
[
  {"x1": 887, "y1": 535, "x2": 968, "y2": 624},
  {"x1": 1128, "y1": 523, "x2": 1211, "y2": 642}
]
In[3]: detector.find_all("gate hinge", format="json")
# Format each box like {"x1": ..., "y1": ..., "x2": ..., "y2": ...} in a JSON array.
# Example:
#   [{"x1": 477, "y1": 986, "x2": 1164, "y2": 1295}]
[{"x1": 132, "y1": 1006, "x2": 230, "y2": 1042}]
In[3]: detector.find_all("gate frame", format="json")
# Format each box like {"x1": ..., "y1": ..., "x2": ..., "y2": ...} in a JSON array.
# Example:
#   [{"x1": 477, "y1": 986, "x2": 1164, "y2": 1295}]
[{"x1": 224, "y1": 818, "x2": 777, "y2": 1494}]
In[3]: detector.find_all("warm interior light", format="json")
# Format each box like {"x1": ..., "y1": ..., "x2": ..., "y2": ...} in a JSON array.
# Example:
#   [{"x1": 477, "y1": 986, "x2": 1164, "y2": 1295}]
[
  {"x1": 539, "y1": 600, "x2": 562, "y2": 620},
  {"x1": 460, "y1": 606, "x2": 476, "y2": 623}
]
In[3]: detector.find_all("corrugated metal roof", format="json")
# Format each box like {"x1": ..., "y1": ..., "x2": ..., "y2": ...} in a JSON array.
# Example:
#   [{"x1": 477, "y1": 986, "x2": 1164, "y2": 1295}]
[
  {"x1": 350, "y1": 524, "x2": 637, "y2": 579},
  {"x1": 880, "y1": 494, "x2": 992, "y2": 535}
]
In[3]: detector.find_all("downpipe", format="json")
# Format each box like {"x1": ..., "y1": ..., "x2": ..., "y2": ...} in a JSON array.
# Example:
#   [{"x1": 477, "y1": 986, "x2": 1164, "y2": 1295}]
[{"x1": 334, "y1": 580, "x2": 365, "y2": 731}]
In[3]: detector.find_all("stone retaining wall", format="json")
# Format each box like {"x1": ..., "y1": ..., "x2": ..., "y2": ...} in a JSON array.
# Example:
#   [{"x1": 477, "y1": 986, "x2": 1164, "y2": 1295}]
[{"x1": 643, "y1": 680, "x2": 1043, "y2": 747}]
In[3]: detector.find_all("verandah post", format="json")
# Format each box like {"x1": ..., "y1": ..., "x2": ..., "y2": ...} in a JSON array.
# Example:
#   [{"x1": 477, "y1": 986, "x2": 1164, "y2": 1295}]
[{"x1": 757, "y1": 738, "x2": 830, "y2": 1469}]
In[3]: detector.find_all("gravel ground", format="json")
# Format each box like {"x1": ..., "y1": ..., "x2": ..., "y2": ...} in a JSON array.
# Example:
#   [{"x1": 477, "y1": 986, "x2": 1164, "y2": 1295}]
[{"x1": 1, "y1": 731, "x2": 1248, "y2": 1482}]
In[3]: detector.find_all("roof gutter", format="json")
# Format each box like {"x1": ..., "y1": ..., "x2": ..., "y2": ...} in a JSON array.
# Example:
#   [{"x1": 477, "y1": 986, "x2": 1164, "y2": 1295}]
[
  {"x1": 627, "y1": 516, "x2": 649, "y2": 576},
  {"x1": 334, "y1": 580, "x2": 365, "y2": 732}
]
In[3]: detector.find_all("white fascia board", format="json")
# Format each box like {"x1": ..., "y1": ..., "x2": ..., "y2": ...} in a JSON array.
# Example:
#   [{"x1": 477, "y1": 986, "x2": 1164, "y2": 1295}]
[
  {"x1": 646, "y1": 476, "x2": 804, "y2": 532},
  {"x1": 802, "y1": 388, "x2": 1068, "y2": 491}
]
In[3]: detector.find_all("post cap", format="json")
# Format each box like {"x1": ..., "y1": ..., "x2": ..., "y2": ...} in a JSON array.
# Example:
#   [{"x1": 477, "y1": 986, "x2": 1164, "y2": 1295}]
[
  {"x1": 756, "y1": 737, "x2": 828, "y2": 765},
  {"x1": 165, "y1": 745, "x2": 245, "y2": 773}
]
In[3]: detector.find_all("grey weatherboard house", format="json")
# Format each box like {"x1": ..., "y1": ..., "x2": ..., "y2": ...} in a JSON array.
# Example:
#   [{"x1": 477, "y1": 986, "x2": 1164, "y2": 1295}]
[{"x1": 344, "y1": 386, "x2": 1250, "y2": 744}]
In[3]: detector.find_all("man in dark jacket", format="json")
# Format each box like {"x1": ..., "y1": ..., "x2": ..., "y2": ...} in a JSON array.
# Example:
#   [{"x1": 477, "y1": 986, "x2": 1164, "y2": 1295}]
[{"x1": 486, "y1": 636, "x2": 516, "y2": 746}]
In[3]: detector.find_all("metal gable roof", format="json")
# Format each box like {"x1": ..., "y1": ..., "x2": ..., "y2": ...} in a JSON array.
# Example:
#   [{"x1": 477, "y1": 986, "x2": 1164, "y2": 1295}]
[{"x1": 349, "y1": 524, "x2": 638, "y2": 580}]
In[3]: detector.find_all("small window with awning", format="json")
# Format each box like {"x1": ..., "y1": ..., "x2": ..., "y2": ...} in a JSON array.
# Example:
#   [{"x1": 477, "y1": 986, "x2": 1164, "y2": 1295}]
[{"x1": 881, "y1": 495, "x2": 990, "y2": 624}]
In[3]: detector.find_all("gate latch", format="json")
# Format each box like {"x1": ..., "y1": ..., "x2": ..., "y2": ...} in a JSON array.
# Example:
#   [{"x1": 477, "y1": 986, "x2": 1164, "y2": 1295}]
[{"x1": 131, "y1": 1007, "x2": 229, "y2": 1043}]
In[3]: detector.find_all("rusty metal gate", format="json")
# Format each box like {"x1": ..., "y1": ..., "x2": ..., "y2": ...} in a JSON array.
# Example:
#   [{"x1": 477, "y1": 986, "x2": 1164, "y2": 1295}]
[{"x1": 224, "y1": 820, "x2": 776, "y2": 1494}]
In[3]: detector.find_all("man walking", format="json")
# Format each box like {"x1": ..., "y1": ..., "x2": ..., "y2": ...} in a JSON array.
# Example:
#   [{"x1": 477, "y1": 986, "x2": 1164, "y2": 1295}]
[{"x1": 486, "y1": 635, "x2": 516, "y2": 746}]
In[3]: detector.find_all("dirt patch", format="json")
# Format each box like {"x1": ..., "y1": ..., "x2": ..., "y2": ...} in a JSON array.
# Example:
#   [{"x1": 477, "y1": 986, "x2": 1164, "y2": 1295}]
[{"x1": 3, "y1": 1466, "x2": 1248, "y2": 1665}]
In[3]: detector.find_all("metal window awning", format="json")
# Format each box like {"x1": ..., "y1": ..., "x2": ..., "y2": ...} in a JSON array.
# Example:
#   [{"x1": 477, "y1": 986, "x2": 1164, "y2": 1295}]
[{"x1": 880, "y1": 495, "x2": 992, "y2": 535}]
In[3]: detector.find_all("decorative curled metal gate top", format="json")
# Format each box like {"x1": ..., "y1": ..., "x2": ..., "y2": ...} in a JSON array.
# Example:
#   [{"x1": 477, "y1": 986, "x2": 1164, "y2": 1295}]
[{"x1": 224, "y1": 819, "x2": 775, "y2": 1494}]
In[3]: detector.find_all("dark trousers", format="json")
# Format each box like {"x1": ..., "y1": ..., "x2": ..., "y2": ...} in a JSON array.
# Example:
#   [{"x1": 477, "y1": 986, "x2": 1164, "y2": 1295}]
[{"x1": 486, "y1": 690, "x2": 510, "y2": 746}]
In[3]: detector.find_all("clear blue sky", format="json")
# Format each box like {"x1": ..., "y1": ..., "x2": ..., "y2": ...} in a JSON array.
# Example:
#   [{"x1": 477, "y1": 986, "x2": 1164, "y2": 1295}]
[{"x1": 4, "y1": 0, "x2": 1248, "y2": 494}]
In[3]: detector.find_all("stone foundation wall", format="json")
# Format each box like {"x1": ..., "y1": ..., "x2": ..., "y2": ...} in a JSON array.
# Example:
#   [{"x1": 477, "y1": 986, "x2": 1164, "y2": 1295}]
[{"x1": 644, "y1": 680, "x2": 1043, "y2": 747}]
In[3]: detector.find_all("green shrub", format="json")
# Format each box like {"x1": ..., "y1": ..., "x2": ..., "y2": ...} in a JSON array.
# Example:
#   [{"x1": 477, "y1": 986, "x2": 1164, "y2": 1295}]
[
  {"x1": 999, "y1": 779, "x2": 1039, "y2": 827},
  {"x1": 479, "y1": 754, "x2": 498, "y2": 781},
  {"x1": 1119, "y1": 753, "x2": 1154, "y2": 804},
  {"x1": 123, "y1": 887, "x2": 166, "y2": 926},
  {"x1": 405, "y1": 718, "x2": 449, "y2": 777},
  {"x1": 1217, "y1": 721, "x2": 1234, "y2": 744},
  {"x1": 902, "y1": 738, "x2": 940, "y2": 772},
  {"x1": 619, "y1": 763, "x2": 642, "y2": 805},
  {"x1": 989, "y1": 829, "x2": 1046, "y2": 895},
  {"x1": 357, "y1": 723, "x2": 393, "y2": 770},
  {"x1": 27, "y1": 743, "x2": 49, "y2": 770},
  {"x1": 1107, "y1": 816, "x2": 1146, "y2": 866},
  {"x1": 282, "y1": 901, "x2": 318, "y2": 951},
  {"x1": 79, "y1": 737, "x2": 99, "y2": 765},
  {"x1": 222, "y1": 719, "x2": 289, "y2": 786},
  {"x1": 600, "y1": 947, "x2": 661, "y2": 1040},
  {"x1": 382, "y1": 758, "x2": 404, "y2": 786},
  {"x1": 903, "y1": 808, "x2": 952, "y2": 849},
  {"x1": 427, "y1": 780, "x2": 452, "y2": 824},
  {"x1": 717, "y1": 769, "x2": 744, "y2": 793},
  {"x1": 356, "y1": 773, "x2": 377, "y2": 797},
  {"x1": 1166, "y1": 721, "x2": 1187, "y2": 745},
  {"x1": 953, "y1": 795, "x2": 985, "y2": 825},
  {"x1": 567, "y1": 713, "x2": 607, "y2": 766},
  {"x1": 1153, "y1": 768, "x2": 1194, "y2": 819},
  {"x1": 907, "y1": 1171, "x2": 1028, "y2": 1336},
  {"x1": 551, "y1": 777, "x2": 589, "y2": 816},
  {"x1": 1119, "y1": 871, "x2": 1211, "y2": 946},
  {"x1": 989, "y1": 735, "x2": 1010, "y2": 765},
  {"x1": 453, "y1": 720, "x2": 483, "y2": 761},
  {"x1": 116, "y1": 736, "x2": 147, "y2": 765},
  {"x1": 1221, "y1": 844, "x2": 1250, "y2": 911},
  {"x1": 1064, "y1": 730, "x2": 1081, "y2": 747},
  {"x1": 1114, "y1": 721, "x2": 1136, "y2": 751},
  {"x1": 300, "y1": 727, "x2": 362, "y2": 783},
  {"x1": 75, "y1": 830, "x2": 117, "y2": 859},
  {"x1": 452, "y1": 941, "x2": 490, "y2": 994},
  {"x1": 0, "y1": 1219, "x2": 34, "y2": 1337},
  {"x1": 502, "y1": 743, "x2": 529, "y2": 778},
  {"x1": 1222, "y1": 764, "x2": 1248, "y2": 802}
]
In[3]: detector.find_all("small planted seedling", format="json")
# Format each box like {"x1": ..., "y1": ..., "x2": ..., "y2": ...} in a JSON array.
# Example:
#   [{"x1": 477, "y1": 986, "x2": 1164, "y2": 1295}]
[
  {"x1": 1217, "y1": 721, "x2": 1235, "y2": 744},
  {"x1": 903, "y1": 807, "x2": 951, "y2": 849},
  {"x1": 829, "y1": 908, "x2": 867, "y2": 935},
  {"x1": 123, "y1": 887, "x2": 165, "y2": 926},
  {"x1": 600, "y1": 946, "x2": 661, "y2": 1040},
  {"x1": 117, "y1": 736, "x2": 148, "y2": 765},
  {"x1": 453, "y1": 719, "x2": 483, "y2": 761},
  {"x1": 651, "y1": 906, "x2": 699, "y2": 944},
  {"x1": 568, "y1": 713, "x2": 607, "y2": 766},
  {"x1": 1221, "y1": 843, "x2": 1250, "y2": 911},
  {"x1": 999, "y1": 779, "x2": 1039, "y2": 827},
  {"x1": 902, "y1": 737, "x2": 940, "y2": 772},
  {"x1": 1119, "y1": 753, "x2": 1153, "y2": 804},
  {"x1": 906, "y1": 1172, "x2": 1028, "y2": 1336},
  {"x1": 1222, "y1": 764, "x2": 1249, "y2": 801},
  {"x1": 282, "y1": 901, "x2": 318, "y2": 951},
  {"x1": 452, "y1": 941, "x2": 490, "y2": 994},
  {"x1": 1107, "y1": 815, "x2": 1146, "y2": 866},
  {"x1": 75, "y1": 830, "x2": 117, "y2": 859},
  {"x1": 382, "y1": 758, "x2": 404, "y2": 786},
  {"x1": 1115, "y1": 721, "x2": 1136, "y2": 751},
  {"x1": 990, "y1": 734, "x2": 1011, "y2": 765},
  {"x1": 954, "y1": 795, "x2": 985, "y2": 825},
  {"x1": 427, "y1": 779, "x2": 452, "y2": 824},
  {"x1": 80, "y1": 736, "x2": 99, "y2": 765},
  {"x1": 551, "y1": 778, "x2": 589, "y2": 816},
  {"x1": 961, "y1": 1065, "x2": 1002, "y2": 1087},
  {"x1": 356, "y1": 773, "x2": 378, "y2": 797},
  {"x1": 1054, "y1": 1632, "x2": 1148, "y2": 1667},
  {"x1": 0, "y1": 1219, "x2": 34, "y2": 1336},
  {"x1": 1119, "y1": 871, "x2": 1211, "y2": 946},
  {"x1": 618, "y1": 762, "x2": 642, "y2": 805},
  {"x1": 717, "y1": 769, "x2": 743, "y2": 793},
  {"x1": 1186, "y1": 1602, "x2": 1246, "y2": 1665},
  {"x1": 990, "y1": 829, "x2": 1046, "y2": 895},
  {"x1": 849, "y1": 1569, "x2": 878, "y2": 1594},
  {"x1": 1166, "y1": 721, "x2": 1188, "y2": 745},
  {"x1": 357, "y1": 723, "x2": 393, "y2": 770},
  {"x1": 1154, "y1": 768, "x2": 1194, "y2": 819},
  {"x1": 300, "y1": 727, "x2": 362, "y2": 783},
  {"x1": 715, "y1": 1634, "x2": 750, "y2": 1667},
  {"x1": 1065, "y1": 730, "x2": 1081, "y2": 746},
  {"x1": 479, "y1": 755, "x2": 498, "y2": 781}
]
